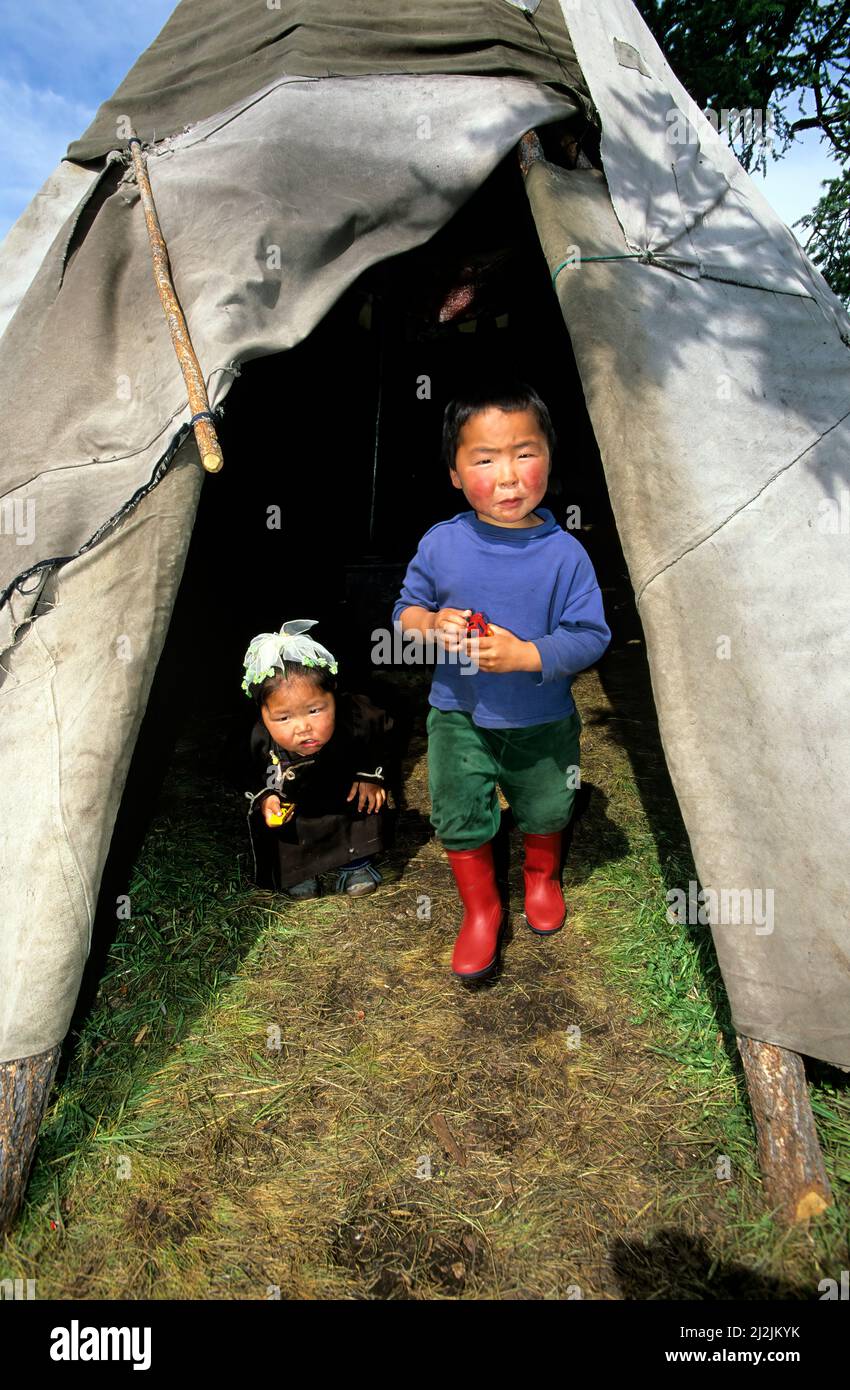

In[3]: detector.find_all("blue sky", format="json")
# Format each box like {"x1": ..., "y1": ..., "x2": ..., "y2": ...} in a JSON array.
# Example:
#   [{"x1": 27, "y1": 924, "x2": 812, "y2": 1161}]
[
  {"x1": 0, "y1": 0, "x2": 840, "y2": 243},
  {"x1": 0, "y1": 0, "x2": 174, "y2": 235}
]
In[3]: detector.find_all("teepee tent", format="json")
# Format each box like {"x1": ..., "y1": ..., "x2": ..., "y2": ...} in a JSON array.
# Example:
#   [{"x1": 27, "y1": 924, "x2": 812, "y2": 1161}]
[{"x1": 1, "y1": 0, "x2": 848, "y2": 1228}]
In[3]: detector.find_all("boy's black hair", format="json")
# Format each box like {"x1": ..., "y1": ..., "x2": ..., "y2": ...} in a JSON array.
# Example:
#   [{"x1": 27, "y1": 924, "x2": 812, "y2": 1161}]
[
  {"x1": 442, "y1": 378, "x2": 557, "y2": 471},
  {"x1": 251, "y1": 660, "x2": 337, "y2": 710}
]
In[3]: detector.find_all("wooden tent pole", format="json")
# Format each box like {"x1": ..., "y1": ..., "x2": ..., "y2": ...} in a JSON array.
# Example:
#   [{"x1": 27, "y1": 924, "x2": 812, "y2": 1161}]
[
  {"x1": 737, "y1": 1037, "x2": 831, "y2": 1223},
  {"x1": 128, "y1": 135, "x2": 223, "y2": 474},
  {"x1": 0, "y1": 1046, "x2": 62, "y2": 1233},
  {"x1": 516, "y1": 125, "x2": 832, "y2": 1227}
]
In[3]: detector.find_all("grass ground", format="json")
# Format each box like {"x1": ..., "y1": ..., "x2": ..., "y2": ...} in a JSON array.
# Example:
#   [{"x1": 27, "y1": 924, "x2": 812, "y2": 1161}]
[{"x1": 2, "y1": 647, "x2": 848, "y2": 1299}]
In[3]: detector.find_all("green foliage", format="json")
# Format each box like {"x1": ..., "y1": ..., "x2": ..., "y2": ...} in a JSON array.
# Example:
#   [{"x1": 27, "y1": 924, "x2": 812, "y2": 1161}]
[
  {"x1": 638, "y1": 0, "x2": 811, "y2": 166},
  {"x1": 798, "y1": 167, "x2": 850, "y2": 303},
  {"x1": 782, "y1": 0, "x2": 850, "y2": 160}
]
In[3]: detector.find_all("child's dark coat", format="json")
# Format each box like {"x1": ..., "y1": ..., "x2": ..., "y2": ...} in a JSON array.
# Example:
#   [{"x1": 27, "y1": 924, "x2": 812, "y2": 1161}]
[{"x1": 247, "y1": 691, "x2": 391, "y2": 888}]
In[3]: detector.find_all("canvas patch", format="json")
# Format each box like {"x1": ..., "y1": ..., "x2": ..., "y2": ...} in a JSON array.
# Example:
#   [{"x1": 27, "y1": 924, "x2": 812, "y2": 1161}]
[{"x1": 613, "y1": 38, "x2": 652, "y2": 79}]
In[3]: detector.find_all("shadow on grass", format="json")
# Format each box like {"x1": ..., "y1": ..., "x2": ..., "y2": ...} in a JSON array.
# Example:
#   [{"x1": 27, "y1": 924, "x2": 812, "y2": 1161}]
[{"x1": 609, "y1": 1228, "x2": 813, "y2": 1300}]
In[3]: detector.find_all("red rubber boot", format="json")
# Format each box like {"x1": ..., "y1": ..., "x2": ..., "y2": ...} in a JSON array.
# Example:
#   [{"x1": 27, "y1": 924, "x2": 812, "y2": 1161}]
[
  {"x1": 445, "y1": 843, "x2": 504, "y2": 979},
  {"x1": 522, "y1": 831, "x2": 566, "y2": 934}
]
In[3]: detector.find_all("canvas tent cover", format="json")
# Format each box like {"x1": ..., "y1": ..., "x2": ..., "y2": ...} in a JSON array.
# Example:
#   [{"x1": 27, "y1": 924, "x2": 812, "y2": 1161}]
[{"x1": 1, "y1": 0, "x2": 849, "y2": 1069}]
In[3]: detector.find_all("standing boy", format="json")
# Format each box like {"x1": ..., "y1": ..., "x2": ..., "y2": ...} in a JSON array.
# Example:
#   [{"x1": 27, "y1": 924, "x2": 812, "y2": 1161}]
[{"x1": 392, "y1": 380, "x2": 611, "y2": 979}]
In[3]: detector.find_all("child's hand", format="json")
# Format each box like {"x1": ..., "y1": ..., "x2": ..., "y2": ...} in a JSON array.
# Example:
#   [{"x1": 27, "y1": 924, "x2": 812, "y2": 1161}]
[
  {"x1": 467, "y1": 623, "x2": 542, "y2": 674},
  {"x1": 347, "y1": 781, "x2": 387, "y2": 813},
  {"x1": 434, "y1": 607, "x2": 472, "y2": 652},
  {"x1": 262, "y1": 795, "x2": 283, "y2": 827}
]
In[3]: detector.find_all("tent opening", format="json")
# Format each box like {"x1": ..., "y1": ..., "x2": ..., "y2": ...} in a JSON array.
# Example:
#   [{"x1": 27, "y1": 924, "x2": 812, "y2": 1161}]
[
  {"x1": 74, "y1": 135, "x2": 654, "y2": 1017},
  {"x1": 187, "y1": 126, "x2": 628, "y2": 681}
]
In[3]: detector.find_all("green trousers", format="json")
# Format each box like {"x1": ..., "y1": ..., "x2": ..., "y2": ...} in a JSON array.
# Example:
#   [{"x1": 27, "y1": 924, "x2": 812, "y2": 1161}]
[{"x1": 426, "y1": 706, "x2": 582, "y2": 850}]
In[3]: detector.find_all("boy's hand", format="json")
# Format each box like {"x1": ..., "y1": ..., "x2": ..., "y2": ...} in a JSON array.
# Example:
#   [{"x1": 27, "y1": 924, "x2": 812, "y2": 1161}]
[
  {"x1": 261, "y1": 795, "x2": 283, "y2": 827},
  {"x1": 434, "y1": 607, "x2": 472, "y2": 652},
  {"x1": 347, "y1": 781, "x2": 387, "y2": 813},
  {"x1": 467, "y1": 623, "x2": 542, "y2": 674}
]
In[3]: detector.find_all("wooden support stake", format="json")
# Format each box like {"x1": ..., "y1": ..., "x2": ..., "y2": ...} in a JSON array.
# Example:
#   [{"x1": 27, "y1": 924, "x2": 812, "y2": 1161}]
[
  {"x1": 128, "y1": 136, "x2": 223, "y2": 474},
  {"x1": 737, "y1": 1035, "x2": 831, "y2": 1224},
  {"x1": 0, "y1": 1045, "x2": 62, "y2": 1234}
]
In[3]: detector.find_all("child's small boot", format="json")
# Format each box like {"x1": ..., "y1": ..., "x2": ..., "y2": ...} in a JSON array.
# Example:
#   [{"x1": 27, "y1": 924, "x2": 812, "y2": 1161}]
[
  {"x1": 522, "y1": 831, "x2": 566, "y2": 934},
  {"x1": 445, "y1": 843, "x2": 504, "y2": 980},
  {"x1": 281, "y1": 876, "x2": 321, "y2": 901},
  {"x1": 335, "y1": 858, "x2": 382, "y2": 896}
]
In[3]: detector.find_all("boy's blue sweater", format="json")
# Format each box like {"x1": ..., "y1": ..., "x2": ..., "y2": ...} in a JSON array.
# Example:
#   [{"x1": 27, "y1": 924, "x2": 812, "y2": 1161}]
[{"x1": 391, "y1": 507, "x2": 611, "y2": 729}]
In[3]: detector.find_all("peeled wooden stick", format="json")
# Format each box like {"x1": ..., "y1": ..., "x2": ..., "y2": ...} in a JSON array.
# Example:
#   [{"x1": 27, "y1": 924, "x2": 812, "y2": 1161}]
[
  {"x1": 128, "y1": 135, "x2": 223, "y2": 474},
  {"x1": 737, "y1": 1036, "x2": 832, "y2": 1224},
  {"x1": 0, "y1": 1046, "x2": 62, "y2": 1233}
]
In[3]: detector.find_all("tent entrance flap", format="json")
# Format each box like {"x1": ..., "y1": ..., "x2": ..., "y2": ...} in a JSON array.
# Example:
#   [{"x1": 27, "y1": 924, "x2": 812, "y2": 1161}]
[{"x1": 519, "y1": 136, "x2": 850, "y2": 1071}]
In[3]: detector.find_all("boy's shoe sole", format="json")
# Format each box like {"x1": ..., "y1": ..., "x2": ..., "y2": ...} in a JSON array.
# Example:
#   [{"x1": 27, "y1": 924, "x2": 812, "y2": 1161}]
[
  {"x1": 335, "y1": 863, "x2": 383, "y2": 895},
  {"x1": 344, "y1": 880, "x2": 379, "y2": 896},
  {"x1": 523, "y1": 912, "x2": 565, "y2": 936},
  {"x1": 452, "y1": 921, "x2": 504, "y2": 981},
  {"x1": 452, "y1": 956, "x2": 498, "y2": 981}
]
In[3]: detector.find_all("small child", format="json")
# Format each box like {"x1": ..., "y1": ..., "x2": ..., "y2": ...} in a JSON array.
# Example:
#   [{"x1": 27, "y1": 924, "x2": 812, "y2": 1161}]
[
  {"x1": 243, "y1": 619, "x2": 390, "y2": 899},
  {"x1": 393, "y1": 379, "x2": 611, "y2": 979}
]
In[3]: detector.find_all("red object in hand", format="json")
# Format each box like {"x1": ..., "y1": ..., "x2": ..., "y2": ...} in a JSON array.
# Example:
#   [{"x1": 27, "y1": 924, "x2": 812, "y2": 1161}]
[{"x1": 466, "y1": 611, "x2": 491, "y2": 637}]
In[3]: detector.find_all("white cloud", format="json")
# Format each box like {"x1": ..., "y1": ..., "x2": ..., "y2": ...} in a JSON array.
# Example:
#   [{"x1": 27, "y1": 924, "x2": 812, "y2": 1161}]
[{"x1": 0, "y1": 77, "x2": 93, "y2": 238}]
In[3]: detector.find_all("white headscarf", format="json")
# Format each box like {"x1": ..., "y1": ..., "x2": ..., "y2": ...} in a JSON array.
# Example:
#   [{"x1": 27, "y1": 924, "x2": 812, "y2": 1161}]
[{"x1": 242, "y1": 618, "x2": 338, "y2": 694}]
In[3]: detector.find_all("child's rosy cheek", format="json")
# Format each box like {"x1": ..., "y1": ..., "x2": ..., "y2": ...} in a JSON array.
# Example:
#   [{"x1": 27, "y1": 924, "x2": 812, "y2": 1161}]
[
  {"x1": 465, "y1": 477, "x2": 493, "y2": 504},
  {"x1": 522, "y1": 463, "x2": 548, "y2": 490}
]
